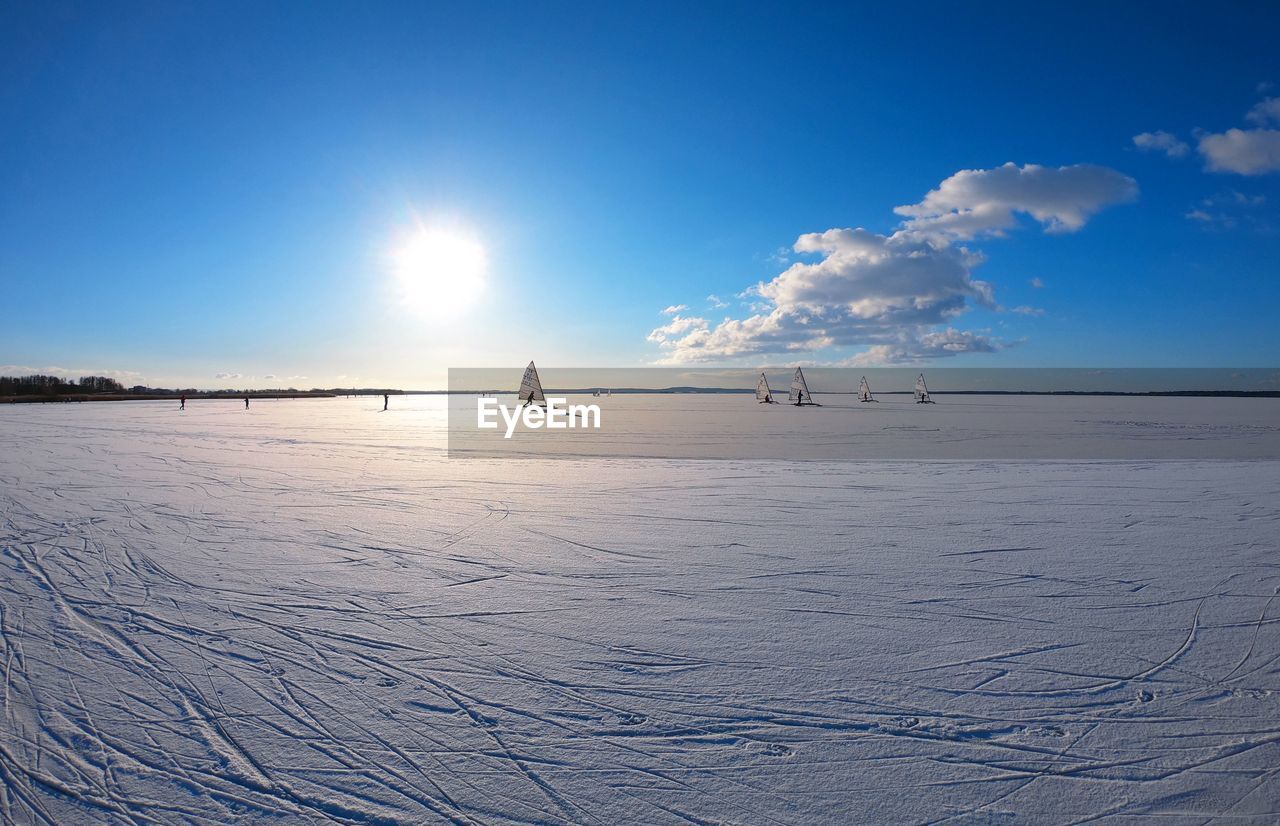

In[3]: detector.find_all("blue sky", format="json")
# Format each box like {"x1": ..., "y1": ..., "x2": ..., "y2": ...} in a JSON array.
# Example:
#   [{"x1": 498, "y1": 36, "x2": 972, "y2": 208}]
[{"x1": 2, "y1": 1, "x2": 1278, "y2": 388}]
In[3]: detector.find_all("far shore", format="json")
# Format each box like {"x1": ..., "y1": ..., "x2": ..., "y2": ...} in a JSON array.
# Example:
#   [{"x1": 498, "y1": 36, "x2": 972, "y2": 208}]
[
  {"x1": 2, "y1": 392, "x2": 338, "y2": 404},
  {"x1": 5, "y1": 389, "x2": 1279, "y2": 404}
]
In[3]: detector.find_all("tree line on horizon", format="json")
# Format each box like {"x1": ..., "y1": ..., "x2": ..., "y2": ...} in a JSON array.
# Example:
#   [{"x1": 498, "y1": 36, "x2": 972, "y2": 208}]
[
  {"x1": 0, "y1": 374, "x2": 269, "y2": 397},
  {"x1": 1, "y1": 374, "x2": 403, "y2": 399},
  {"x1": 1, "y1": 375, "x2": 133, "y2": 396}
]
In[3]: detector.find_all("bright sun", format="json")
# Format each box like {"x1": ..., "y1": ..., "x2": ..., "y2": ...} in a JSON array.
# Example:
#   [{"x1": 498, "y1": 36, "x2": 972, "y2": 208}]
[{"x1": 393, "y1": 230, "x2": 487, "y2": 317}]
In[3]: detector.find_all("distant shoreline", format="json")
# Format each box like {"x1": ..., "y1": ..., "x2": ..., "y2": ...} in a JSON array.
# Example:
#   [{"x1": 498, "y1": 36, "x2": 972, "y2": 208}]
[
  {"x1": 428, "y1": 388, "x2": 1280, "y2": 398},
  {"x1": 2, "y1": 392, "x2": 338, "y2": 404},
  {"x1": 6, "y1": 388, "x2": 1278, "y2": 403}
]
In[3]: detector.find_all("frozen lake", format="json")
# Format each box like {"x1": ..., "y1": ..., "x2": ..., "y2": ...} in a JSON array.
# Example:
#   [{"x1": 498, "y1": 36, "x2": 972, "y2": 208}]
[
  {"x1": 1, "y1": 396, "x2": 1279, "y2": 823},
  {"x1": 447, "y1": 391, "x2": 1280, "y2": 460}
]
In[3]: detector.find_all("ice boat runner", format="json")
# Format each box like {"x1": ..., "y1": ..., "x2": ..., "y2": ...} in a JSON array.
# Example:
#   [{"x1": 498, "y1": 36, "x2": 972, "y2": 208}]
[
  {"x1": 789, "y1": 367, "x2": 820, "y2": 406},
  {"x1": 519, "y1": 361, "x2": 547, "y2": 407},
  {"x1": 756, "y1": 373, "x2": 778, "y2": 404},
  {"x1": 858, "y1": 376, "x2": 878, "y2": 403},
  {"x1": 914, "y1": 373, "x2": 935, "y2": 404}
]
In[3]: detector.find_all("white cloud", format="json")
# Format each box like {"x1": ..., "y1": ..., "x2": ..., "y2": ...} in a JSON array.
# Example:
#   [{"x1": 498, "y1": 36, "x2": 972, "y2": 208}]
[
  {"x1": 1185, "y1": 209, "x2": 1214, "y2": 222},
  {"x1": 840, "y1": 329, "x2": 1002, "y2": 366},
  {"x1": 214, "y1": 372, "x2": 242, "y2": 380},
  {"x1": 649, "y1": 229, "x2": 995, "y2": 363},
  {"x1": 1141, "y1": 95, "x2": 1280, "y2": 176},
  {"x1": 649, "y1": 162, "x2": 1133, "y2": 365},
  {"x1": 893, "y1": 162, "x2": 1138, "y2": 240},
  {"x1": 1132, "y1": 131, "x2": 1189, "y2": 158},
  {"x1": 1197, "y1": 128, "x2": 1280, "y2": 174},
  {"x1": 646, "y1": 315, "x2": 709, "y2": 345},
  {"x1": 1010, "y1": 305, "x2": 1045, "y2": 316},
  {"x1": 1029, "y1": 277, "x2": 1045, "y2": 288},
  {"x1": 706, "y1": 293, "x2": 729, "y2": 309},
  {"x1": 1246, "y1": 97, "x2": 1280, "y2": 125},
  {"x1": 660, "y1": 304, "x2": 687, "y2": 315}
]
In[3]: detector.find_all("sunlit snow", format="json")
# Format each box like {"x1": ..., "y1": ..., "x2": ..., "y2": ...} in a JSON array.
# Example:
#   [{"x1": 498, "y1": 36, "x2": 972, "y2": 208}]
[{"x1": 1, "y1": 396, "x2": 1278, "y2": 822}]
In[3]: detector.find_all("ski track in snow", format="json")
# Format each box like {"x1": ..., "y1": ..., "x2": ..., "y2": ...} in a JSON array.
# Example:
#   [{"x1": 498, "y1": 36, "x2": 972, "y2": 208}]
[{"x1": 0, "y1": 397, "x2": 1279, "y2": 824}]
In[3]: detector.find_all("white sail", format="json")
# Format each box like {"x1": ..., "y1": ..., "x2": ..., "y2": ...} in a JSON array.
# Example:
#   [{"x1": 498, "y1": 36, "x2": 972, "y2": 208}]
[
  {"x1": 914, "y1": 373, "x2": 933, "y2": 403},
  {"x1": 756, "y1": 373, "x2": 775, "y2": 403},
  {"x1": 858, "y1": 376, "x2": 875, "y2": 402},
  {"x1": 788, "y1": 367, "x2": 815, "y2": 405},
  {"x1": 518, "y1": 361, "x2": 546, "y2": 406}
]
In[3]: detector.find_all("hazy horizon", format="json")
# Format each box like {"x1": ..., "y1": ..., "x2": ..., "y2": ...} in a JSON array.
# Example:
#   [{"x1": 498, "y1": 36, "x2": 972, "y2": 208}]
[
  {"x1": 4, "y1": 2, "x2": 1279, "y2": 388},
  {"x1": 7, "y1": 366, "x2": 1279, "y2": 395}
]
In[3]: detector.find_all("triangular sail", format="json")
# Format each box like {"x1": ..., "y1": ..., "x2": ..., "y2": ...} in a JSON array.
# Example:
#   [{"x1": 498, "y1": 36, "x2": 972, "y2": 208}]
[
  {"x1": 859, "y1": 376, "x2": 872, "y2": 402},
  {"x1": 914, "y1": 373, "x2": 932, "y2": 403},
  {"x1": 518, "y1": 361, "x2": 546, "y2": 406},
  {"x1": 788, "y1": 367, "x2": 814, "y2": 404},
  {"x1": 756, "y1": 373, "x2": 774, "y2": 402}
]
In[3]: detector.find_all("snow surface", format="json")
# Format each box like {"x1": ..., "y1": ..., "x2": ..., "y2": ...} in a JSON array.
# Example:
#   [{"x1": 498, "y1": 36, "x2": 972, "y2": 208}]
[
  {"x1": 1, "y1": 396, "x2": 1279, "y2": 824},
  {"x1": 448, "y1": 393, "x2": 1280, "y2": 460}
]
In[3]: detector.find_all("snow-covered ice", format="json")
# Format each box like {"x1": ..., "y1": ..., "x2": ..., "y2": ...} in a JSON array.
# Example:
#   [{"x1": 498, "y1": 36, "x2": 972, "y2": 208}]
[{"x1": 1, "y1": 396, "x2": 1279, "y2": 823}]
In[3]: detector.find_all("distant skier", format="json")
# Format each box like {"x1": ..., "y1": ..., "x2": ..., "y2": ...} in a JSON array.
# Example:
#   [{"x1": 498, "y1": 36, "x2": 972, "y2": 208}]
[
  {"x1": 383, "y1": 393, "x2": 388, "y2": 411},
  {"x1": 179, "y1": 394, "x2": 186, "y2": 411},
  {"x1": 244, "y1": 395, "x2": 249, "y2": 409}
]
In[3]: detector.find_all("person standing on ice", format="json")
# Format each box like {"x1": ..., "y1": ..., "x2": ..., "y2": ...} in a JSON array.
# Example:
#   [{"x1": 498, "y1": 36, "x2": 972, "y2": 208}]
[
  {"x1": 244, "y1": 395, "x2": 249, "y2": 409},
  {"x1": 179, "y1": 394, "x2": 186, "y2": 411},
  {"x1": 383, "y1": 393, "x2": 388, "y2": 411}
]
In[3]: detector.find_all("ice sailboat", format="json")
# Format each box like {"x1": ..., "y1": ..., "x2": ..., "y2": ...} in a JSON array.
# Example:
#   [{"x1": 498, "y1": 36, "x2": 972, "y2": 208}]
[
  {"x1": 519, "y1": 361, "x2": 547, "y2": 407},
  {"x1": 858, "y1": 376, "x2": 878, "y2": 403},
  {"x1": 914, "y1": 373, "x2": 935, "y2": 404},
  {"x1": 756, "y1": 373, "x2": 778, "y2": 404},
  {"x1": 789, "y1": 367, "x2": 820, "y2": 406}
]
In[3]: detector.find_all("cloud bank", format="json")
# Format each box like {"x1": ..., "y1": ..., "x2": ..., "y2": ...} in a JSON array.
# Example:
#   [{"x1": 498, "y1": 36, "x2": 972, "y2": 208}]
[
  {"x1": 649, "y1": 163, "x2": 1135, "y2": 365},
  {"x1": 840, "y1": 328, "x2": 1002, "y2": 366}
]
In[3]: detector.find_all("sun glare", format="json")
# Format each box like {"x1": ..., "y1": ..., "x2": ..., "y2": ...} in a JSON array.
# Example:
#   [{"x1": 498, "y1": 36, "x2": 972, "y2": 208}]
[{"x1": 393, "y1": 230, "x2": 487, "y2": 317}]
